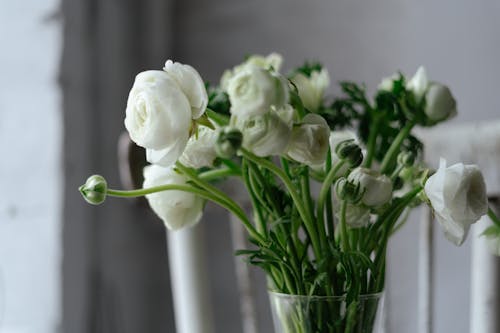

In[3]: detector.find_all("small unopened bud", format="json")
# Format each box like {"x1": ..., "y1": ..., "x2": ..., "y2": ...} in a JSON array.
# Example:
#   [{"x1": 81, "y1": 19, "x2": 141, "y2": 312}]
[
  {"x1": 79, "y1": 175, "x2": 108, "y2": 205},
  {"x1": 397, "y1": 151, "x2": 416, "y2": 167},
  {"x1": 215, "y1": 127, "x2": 243, "y2": 159},
  {"x1": 335, "y1": 177, "x2": 363, "y2": 203},
  {"x1": 335, "y1": 139, "x2": 363, "y2": 167}
]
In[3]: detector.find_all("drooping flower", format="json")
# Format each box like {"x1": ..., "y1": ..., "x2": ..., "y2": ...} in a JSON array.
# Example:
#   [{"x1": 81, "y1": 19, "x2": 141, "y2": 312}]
[
  {"x1": 424, "y1": 158, "x2": 488, "y2": 245},
  {"x1": 143, "y1": 165, "x2": 204, "y2": 230},
  {"x1": 424, "y1": 83, "x2": 457, "y2": 122},
  {"x1": 286, "y1": 114, "x2": 330, "y2": 166},
  {"x1": 232, "y1": 109, "x2": 292, "y2": 157},
  {"x1": 348, "y1": 168, "x2": 393, "y2": 207}
]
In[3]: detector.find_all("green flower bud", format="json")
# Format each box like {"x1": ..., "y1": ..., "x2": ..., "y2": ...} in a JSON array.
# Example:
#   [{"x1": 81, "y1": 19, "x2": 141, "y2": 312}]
[
  {"x1": 397, "y1": 151, "x2": 416, "y2": 167},
  {"x1": 79, "y1": 175, "x2": 108, "y2": 205},
  {"x1": 335, "y1": 177, "x2": 363, "y2": 203},
  {"x1": 215, "y1": 127, "x2": 243, "y2": 159},
  {"x1": 335, "y1": 139, "x2": 363, "y2": 167}
]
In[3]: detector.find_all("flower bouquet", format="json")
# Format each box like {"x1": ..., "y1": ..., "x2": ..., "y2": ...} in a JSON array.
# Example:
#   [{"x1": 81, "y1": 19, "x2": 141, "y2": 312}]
[{"x1": 80, "y1": 53, "x2": 500, "y2": 333}]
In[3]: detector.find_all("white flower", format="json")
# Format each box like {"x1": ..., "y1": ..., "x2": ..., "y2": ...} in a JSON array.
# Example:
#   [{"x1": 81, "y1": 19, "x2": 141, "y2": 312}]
[
  {"x1": 424, "y1": 83, "x2": 457, "y2": 122},
  {"x1": 329, "y1": 130, "x2": 362, "y2": 175},
  {"x1": 221, "y1": 53, "x2": 283, "y2": 90},
  {"x1": 286, "y1": 114, "x2": 330, "y2": 166},
  {"x1": 231, "y1": 106, "x2": 293, "y2": 157},
  {"x1": 227, "y1": 66, "x2": 289, "y2": 117},
  {"x1": 179, "y1": 126, "x2": 218, "y2": 168},
  {"x1": 291, "y1": 68, "x2": 330, "y2": 112},
  {"x1": 124, "y1": 70, "x2": 192, "y2": 166},
  {"x1": 143, "y1": 165, "x2": 204, "y2": 230},
  {"x1": 348, "y1": 168, "x2": 393, "y2": 207},
  {"x1": 333, "y1": 193, "x2": 371, "y2": 228},
  {"x1": 407, "y1": 66, "x2": 429, "y2": 100},
  {"x1": 378, "y1": 73, "x2": 398, "y2": 92},
  {"x1": 424, "y1": 158, "x2": 488, "y2": 245},
  {"x1": 163, "y1": 60, "x2": 208, "y2": 119}
]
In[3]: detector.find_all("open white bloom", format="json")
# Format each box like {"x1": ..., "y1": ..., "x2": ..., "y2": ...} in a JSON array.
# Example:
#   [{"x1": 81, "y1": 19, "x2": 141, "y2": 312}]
[
  {"x1": 220, "y1": 53, "x2": 283, "y2": 90},
  {"x1": 232, "y1": 106, "x2": 292, "y2": 157},
  {"x1": 124, "y1": 70, "x2": 192, "y2": 167},
  {"x1": 291, "y1": 68, "x2": 330, "y2": 112},
  {"x1": 163, "y1": 60, "x2": 208, "y2": 119},
  {"x1": 143, "y1": 165, "x2": 204, "y2": 231},
  {"x1": 227, "y1": 66, "x2": 289, "y2": 117},
  {"x1": 407, "y1": 66, "x2": 428, "y2": 100},
  {"x1": 286, "y1": 114, "x2": 330, "y2": 166},
  {"x1": 485, "y1": 230, "x2": 500, "y2": 256},
  {"x1": 329, "y1": 130, "x2": 361, "y2": 175},
  {"x1": 424, "y1": 83, "x2": 457, "y2": 122},
  {"x1": 348, "y1": 168, "x2": 393, "y2": 207},
  {"x1": 424, "y1": 158, "x2": 488, "y2": 245},
  {"x1": 179, "y1": 126, "x2": 218, "y2": 168}
]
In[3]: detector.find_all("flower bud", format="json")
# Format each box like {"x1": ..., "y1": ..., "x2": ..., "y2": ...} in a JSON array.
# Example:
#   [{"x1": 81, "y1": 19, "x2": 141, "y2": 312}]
[
  {"x1": 407, "y1": 66, "x2": 428, "y2": 101},
  {"x1": 79, "y1": 175, "x2": 108, "y2": 205},
  {"x1": 397, "y1": 151, "x2": 416, "y2": 167},
  {"x1": 424, "y1": 83, "x2": 457, "y2": 123},
  {"x1": 335, "y1": 177, "x2": 363, "y2": 204},
  {"x1": 335, "y1": 139, "x2": 363, "y2": 167},
  {"x1": 215, "y1": 127, "x2": 243, "y2": 158}
]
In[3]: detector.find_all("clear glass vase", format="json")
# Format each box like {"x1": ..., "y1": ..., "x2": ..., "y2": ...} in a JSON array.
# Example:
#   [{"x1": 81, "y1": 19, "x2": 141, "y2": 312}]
[{"x1": 269, "y1": 291, "x2": 384, "y2": 333}]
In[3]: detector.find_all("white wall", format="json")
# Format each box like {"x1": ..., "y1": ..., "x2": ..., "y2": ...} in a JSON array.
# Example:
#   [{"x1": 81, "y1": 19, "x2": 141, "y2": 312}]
[{"x1": 0, "y1": 1, "x2": 62, "y2": 332}]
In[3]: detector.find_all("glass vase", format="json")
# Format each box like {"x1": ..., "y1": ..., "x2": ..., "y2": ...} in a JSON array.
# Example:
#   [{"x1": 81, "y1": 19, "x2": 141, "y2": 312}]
[{"x1": 269, "y1": 291, "x2": 384, "y2": 333}]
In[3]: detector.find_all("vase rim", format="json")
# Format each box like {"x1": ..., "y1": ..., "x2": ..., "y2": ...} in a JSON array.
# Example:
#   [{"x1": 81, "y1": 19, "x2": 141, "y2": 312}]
[{"x1": 268, "y1": 290, "x2": 383, "y2": 301}]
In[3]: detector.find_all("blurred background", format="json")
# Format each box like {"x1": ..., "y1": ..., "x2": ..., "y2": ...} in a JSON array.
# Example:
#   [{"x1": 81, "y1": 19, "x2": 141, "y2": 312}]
[{"x1": 1, "y1": 0, "x2": 499, "y2": 332}]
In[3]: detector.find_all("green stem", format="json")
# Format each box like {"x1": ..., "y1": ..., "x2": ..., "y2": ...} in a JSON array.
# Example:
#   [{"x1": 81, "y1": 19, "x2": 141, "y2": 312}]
[
  {"x1": 205, "y1": 108, "x2": 229, "y2": 126},
  {"x1": 488, "y1": 207, "x2": 500, "y2": 228},
  {"x1": 363, "y1": 114, "x2": 381, "y2": 168},
  {"x1": 241, "y1": 160, "x2": 267, "y2": 235},
  {"x1": 380, "y1": 121, "x2": 415, "y2": 174},
  {"x1": 316, "y1": 161, "x2": 347, "y2": 243},
  {"x1": 240, "y1": 148, "x2": 322, "y2": 259},
  {"x1": 175, "y1": 162, "x2": 265, "y2": 244},
  {"x1": 339, "y1": 200, "x2": 350, "y2": 252},
  {"x1": 199, "y1": 167, "x2": 240, "y2": 181},
  {"x1": 107, "y1": 184, "x2": 263, "y2": 243}
]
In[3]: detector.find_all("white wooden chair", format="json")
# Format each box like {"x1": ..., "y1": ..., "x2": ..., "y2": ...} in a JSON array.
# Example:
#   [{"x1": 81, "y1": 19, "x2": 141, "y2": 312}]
[{"x1": 165, "y1": 120, "x2": 500, "y2": 333}]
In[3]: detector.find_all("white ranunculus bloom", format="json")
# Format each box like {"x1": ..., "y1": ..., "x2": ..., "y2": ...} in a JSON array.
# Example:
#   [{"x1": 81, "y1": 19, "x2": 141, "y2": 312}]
[
  {"x1": 291, "y1": 68, "x2": 330, "y2": 112},
  {"x1": 232, "y1": 108, "x2": 292, "y2": 157},
  {"x1": 424, "y1": 83, "x2": 457, "y2": 122},
  {"x1": 124, "y1": 70, "x2": 192, "y2": 166},
  {"x1": 286, "y1": 114, "x2": 330, "y2": 166},
  {"x1": 424, "y1": 158, "x2": 488, "y2": 246},
  {"x1": 220, "y1": 53, "x2": 283, "y2": 90},
  {"x1": 329, "y1": 130, "x2": 361, "y2": 175},
  {"x1": 227, "y1": 66, "x2": 289, "y2": 117},
  {"x1": 407, "y1": 66, "x2": 428, "y2": 100},
  {"x1": 143, "y1": 165, "x2": 204, "y2": 230},
  {"x1": 348, "y1": 168, "x2": 393, "y2": 207},
  {"x1": 485, "y1": 231, "x2": 500, "y2": 256},
  {"x1": 179, "y1": 126, "x2": 218, "y2": 168},
  {"x1": 163, "y1": 60, "x2": 208, "y2": 119}
]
